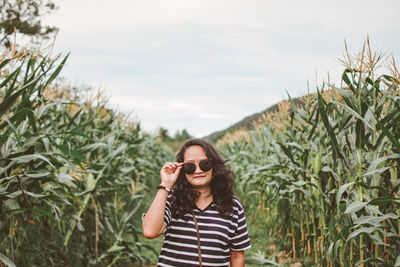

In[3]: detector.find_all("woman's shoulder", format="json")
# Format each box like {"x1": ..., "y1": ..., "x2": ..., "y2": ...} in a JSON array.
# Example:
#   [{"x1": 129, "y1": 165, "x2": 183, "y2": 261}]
[{"x1": 231, "y1": 195, "x2": 245, "y2": 210}]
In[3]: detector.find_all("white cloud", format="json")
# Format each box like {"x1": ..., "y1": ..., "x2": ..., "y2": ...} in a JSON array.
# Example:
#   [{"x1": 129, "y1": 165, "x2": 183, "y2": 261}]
[
  {"x1": 97, "y1": 78, "x2": 283, "y2": 137},
  {"x1": 46, "y1": 0, "x2": 400, "y2": 33},
  {"x1": 42, "y1": 0, "x2": 400, "y2": 137}
]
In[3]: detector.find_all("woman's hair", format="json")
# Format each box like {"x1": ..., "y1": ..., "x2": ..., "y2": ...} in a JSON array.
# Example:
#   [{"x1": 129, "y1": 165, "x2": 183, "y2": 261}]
[{"x1": 170, "y1": 138, "x2": 235, "y2": 219}]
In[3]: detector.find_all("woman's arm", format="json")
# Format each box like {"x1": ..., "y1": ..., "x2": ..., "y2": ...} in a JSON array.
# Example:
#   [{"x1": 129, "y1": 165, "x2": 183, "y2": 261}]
[
  {"x1": 142, "y1": 162, "x2": 182, "y2": 239},
  {"x1": 230, "y1": 250, "x2": 245, "y2": 267},
  {"x1": 142, "y1": 189, "x2": 169, "y2": 238}
]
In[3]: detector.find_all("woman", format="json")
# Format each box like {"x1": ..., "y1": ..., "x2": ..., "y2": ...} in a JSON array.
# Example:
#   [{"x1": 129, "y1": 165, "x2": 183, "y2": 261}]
[{"x1": 142, "y1": 138, "x2": 251, "y2": 267}]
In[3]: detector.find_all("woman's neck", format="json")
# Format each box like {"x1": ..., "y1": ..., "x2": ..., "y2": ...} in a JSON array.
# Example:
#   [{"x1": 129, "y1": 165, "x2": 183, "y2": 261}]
[
  {"x1": 195, "y1": 186, "x2": 212, "y2": 199},
  {"x1": 195, "y1": 186, "x2": 213, "y2": 209}
]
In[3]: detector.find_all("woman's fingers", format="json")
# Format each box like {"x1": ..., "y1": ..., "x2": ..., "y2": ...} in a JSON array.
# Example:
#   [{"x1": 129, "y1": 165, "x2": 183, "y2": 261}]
[
  {"x1": 162, "y1": 162, "x2": 175, "y2": 173},
  {"x1": 160, "y1": 162, "x2": 183, "y2": 186},
  {"x1": 162, "y1": 162, "x2": 182, "y2": 171},
  {"x1": 173, "y1": 164, "x2": 182, "y2": 174}
]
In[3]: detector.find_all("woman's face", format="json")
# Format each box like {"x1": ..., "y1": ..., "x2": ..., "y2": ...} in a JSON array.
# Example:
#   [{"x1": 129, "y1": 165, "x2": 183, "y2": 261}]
[{"x1": 183, "y1": 145, "x2": 213, "y2": 189}]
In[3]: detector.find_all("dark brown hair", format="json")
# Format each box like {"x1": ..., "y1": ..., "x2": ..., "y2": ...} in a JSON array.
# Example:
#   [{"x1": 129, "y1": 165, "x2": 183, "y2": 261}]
[{"x1": 170, "y1": 138, "x2": 235, "y2": 219}]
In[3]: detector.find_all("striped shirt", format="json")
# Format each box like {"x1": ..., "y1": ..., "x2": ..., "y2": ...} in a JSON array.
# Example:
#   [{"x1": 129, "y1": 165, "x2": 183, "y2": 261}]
[{"x1": 158, "y1": 196, "x2": 251, "y2": 267}]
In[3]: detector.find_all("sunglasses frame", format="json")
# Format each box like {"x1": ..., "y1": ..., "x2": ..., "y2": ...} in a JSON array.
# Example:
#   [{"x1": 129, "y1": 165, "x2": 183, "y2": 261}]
[{"x1": 181, "y1": 159, "x2": 213, "y2": 174}]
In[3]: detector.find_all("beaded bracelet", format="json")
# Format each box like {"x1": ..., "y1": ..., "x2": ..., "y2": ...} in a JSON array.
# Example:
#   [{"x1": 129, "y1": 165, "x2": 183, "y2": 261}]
[{"x1": 156, "y1": 185, "x2": 171, "y2": 193}]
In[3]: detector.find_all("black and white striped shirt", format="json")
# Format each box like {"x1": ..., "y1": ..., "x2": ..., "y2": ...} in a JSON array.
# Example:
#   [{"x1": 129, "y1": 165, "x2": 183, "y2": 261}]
[{"x1": 158, "y1": 196, "x2": 251, "y2": 267}]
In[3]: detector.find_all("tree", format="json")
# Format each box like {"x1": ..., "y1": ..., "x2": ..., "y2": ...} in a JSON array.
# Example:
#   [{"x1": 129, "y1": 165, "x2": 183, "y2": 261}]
[
  {"x1": 158, "y1": 127, "x2": 171, "y2": 141},
  {"x1": 173, "y1": 129, "x2": 192, "y2": 142},
  {"x1": 0, "y1": 0, "x2": 58, "y2": 47}
]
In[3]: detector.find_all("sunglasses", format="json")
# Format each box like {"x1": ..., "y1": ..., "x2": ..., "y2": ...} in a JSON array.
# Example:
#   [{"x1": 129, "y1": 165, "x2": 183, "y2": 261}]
[{"x1": 182, "y1": 159, "x2": 213, "y2": 174}]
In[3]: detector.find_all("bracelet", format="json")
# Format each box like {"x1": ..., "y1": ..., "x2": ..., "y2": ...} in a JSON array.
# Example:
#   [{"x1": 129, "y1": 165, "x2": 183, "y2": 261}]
[{"x1": 156, "y1": 185, "x2": 171, "y2": 193}]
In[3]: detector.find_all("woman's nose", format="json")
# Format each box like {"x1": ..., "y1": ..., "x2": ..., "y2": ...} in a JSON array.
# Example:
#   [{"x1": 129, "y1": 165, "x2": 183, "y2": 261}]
[{"x1": 194, "y1": 163, "x2": 202, "y2": 173}]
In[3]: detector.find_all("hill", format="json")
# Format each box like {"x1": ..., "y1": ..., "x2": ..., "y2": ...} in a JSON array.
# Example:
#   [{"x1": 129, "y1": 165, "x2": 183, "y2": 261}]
[{"x1": 203, "y1": 95, "x2": 304, "y2": 143}]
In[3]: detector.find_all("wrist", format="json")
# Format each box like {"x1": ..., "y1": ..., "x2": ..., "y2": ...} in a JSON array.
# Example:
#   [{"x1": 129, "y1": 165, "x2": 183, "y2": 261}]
[
  {"x1": 160, "y1": 181, "x2": 174, "y2": 189},
  {"x1": 157, "y1": 184, "x2": 172, "y2": 193}
]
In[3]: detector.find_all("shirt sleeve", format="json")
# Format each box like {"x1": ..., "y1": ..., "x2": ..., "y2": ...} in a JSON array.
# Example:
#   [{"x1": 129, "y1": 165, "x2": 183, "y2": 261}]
[
  {"x1": 230, "y1": 197, "x2": 251, "y2": 251},
  {"x1": 164, "y1": 196, "x2": 172, "y2": 227}
]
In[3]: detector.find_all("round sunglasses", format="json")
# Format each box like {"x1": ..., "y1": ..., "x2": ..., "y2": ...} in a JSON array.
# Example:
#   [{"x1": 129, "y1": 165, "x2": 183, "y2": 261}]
[{"x1": 182, "y1": 159, "x2": 213, "y2": 174}]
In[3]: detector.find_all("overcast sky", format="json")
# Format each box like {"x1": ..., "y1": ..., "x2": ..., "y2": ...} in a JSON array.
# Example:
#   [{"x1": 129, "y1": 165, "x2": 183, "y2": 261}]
[{"x1": 43, "y1": 0, "x2": 400, "y2": 137}]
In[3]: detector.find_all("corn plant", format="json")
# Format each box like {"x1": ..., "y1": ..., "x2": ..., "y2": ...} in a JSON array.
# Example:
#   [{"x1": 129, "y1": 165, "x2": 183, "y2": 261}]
[
  {"x1": 0, "y1": 50, "x2": 172, "y2": 266},
  {"x1": 219, "y1": 39, "x2": 400, "y2": 266}
]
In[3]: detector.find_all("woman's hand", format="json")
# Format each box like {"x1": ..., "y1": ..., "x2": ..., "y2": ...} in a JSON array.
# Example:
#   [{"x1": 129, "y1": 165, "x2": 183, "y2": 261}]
[
  {"x1": 160, "y1": 162, "x2": 183, "y2": 188},
  {"x1": 143, "y1": 162, "x2": 182, "y2": 239}
]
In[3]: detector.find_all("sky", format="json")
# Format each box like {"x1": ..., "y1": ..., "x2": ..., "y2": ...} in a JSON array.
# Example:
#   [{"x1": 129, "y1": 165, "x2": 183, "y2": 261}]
[{"x1": 42, "y1": 0, "x2": 400, "y2": 137}]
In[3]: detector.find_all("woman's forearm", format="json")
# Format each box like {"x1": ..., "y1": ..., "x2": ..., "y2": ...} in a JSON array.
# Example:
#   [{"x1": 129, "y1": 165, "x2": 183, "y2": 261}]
[
  {"x1": 230, "y1": 250, "x2": 245, "y2": 267},
  {"x1": 143, "y1": 161, "x2": 182, "y2": 238},
  {"x1": 142, "y1": 189, "x2": 169, "y2": 238}
]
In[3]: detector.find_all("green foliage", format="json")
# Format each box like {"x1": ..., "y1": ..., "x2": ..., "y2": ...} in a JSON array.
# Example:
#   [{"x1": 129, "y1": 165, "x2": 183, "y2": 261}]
[
  {"x1": 0, "y1": 0, "x2": 58, "y2": 48},
  {"x1": 219, "y1": 40, "x2": 400, "y2": 266},
  {"x1": 158, "y1": 127, "x2": 193, "y2": 153},
  {"x1": 0, "y1": 52, "x2": 172, "y2": 266}
]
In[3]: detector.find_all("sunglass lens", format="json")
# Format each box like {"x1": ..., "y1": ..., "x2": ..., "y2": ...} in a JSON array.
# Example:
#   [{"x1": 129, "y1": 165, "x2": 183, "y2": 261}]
[
  {"x1": 182, "y1": 162, "x2": 196, "y2": 174},
  {"x1": 199, "y1": 159, "x2": 212, "y2": 172}
]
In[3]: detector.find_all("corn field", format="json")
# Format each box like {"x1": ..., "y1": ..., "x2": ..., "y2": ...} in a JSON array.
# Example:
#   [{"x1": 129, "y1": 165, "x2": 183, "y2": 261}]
[
  {"x1": 2, "y1": 40, "x2": 400, "y2": 267},
  {"x1": 219, "y1": 41, "x2": 400, "y2": 266},
  {"x1": 0, "y1": 51, "x2": 172, "y2": 266}
]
